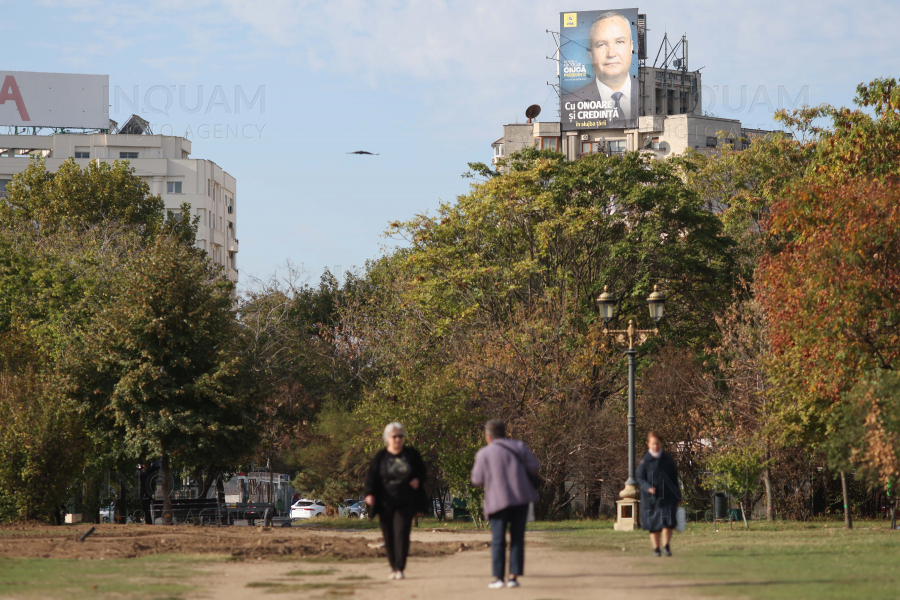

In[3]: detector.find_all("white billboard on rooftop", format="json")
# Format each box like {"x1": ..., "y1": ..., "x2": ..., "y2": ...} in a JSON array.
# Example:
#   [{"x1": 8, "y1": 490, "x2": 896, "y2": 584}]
[{"x1": 0, "y1": 71, "x2": 109, "y2": 129}]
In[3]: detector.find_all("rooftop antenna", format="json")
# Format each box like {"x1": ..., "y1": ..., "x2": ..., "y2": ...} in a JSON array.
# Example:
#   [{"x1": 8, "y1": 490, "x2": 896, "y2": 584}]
[{"x1": 525, "y1": 105, "x2": 541, "y2": 124}]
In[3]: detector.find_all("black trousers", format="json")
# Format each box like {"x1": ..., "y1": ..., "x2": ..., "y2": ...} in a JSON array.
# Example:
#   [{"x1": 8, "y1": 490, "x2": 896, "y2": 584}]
[
  {"x1": 489, "y1": 503, "x2": 529, "y2": 579},
  {"x1": 379, "y1": 503, "x2": 415, "y2": 571}
]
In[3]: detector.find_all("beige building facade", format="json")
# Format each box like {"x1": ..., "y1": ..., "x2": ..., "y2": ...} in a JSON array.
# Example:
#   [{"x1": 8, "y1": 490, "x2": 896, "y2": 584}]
[{"x1": 0, "y1": 132, "x2": 239, "y2": 281}]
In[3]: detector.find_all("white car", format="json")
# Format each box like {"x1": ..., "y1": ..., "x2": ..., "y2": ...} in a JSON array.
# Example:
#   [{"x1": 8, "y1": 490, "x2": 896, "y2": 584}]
[
  {"x1": 338, "y1": 500, "x2": 366, "y2": 519},
  {"x1": 290, "y1": 499, "x2": 326, "y2": 520}
]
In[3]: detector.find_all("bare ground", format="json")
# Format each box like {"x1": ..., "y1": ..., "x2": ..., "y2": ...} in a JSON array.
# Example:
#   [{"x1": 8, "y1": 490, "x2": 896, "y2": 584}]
[
  {"x1": 191, "y1": 529, "x2": 707, "y2": 600},
  {"x1": 0, "y1": 522, "x2": 488, "y2": 561},
  {"x1": 0, "y1": 523, "x2": 708, "y2": 600}
]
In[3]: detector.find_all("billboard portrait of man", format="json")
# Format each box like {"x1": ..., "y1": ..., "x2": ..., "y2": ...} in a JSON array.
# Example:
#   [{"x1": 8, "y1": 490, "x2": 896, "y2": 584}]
[{"x1": 559, "y1": 9, "x2": 639, "y2": 131}]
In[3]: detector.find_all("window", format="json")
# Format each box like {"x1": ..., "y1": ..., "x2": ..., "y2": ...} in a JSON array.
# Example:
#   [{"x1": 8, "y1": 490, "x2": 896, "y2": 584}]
[
  {"x1": 75, "y1": 151, "x2": 90, "y2": 159},
  {"x1": 120, "y1": 152, "x2": 139, "y2": 159},
  {"x1": 208, "y1": 180, "x2": 213, "y2": 197},
  {"x1": 0, "y1": 179, "x2": 9, "y2": 199},
  {"x1": 609, "y1": 140, "x2": 626, "y2": 154},
  {"x1": 706, "y1": 136, "x2": 718, "y2": 148},
  {"x1": 534, "y1": 137, "x2": 559, "y2": 151},
  {"x1": 651, "y1": 137, "x2": 661, "y2": 150},
  {"x1": 166, "y1": 181, "x2": 182, "y2": 194},
  {"x1": 227, "y1": 205, "x2": 233, "y2": 214},
  {"x1": 493, "y1": 144, "x2": 504, "y2": 157},
  {"x1": 581, "y1": 141, "x2": 601, "y2": 155}
]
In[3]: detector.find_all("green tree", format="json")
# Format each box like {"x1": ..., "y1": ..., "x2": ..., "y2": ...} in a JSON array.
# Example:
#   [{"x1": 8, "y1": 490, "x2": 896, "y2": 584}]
[
  {"x1": 346, "y1": 148, "x2": 740, "y2": 516},
  {"x1": 0, "y1": 334, "x2": 86, "y2": 522},
  {"x1": 65, "y1": 235, "x2": 259, "y2": 522},
  {"x1": 0, "y1": 158, "x2": 165, "y2": 238}
]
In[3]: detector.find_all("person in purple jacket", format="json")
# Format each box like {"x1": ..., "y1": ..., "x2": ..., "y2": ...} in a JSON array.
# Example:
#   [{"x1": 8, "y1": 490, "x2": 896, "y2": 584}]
[{"x1": 471, "y1": 420, "x2": 540, "y2": 589}]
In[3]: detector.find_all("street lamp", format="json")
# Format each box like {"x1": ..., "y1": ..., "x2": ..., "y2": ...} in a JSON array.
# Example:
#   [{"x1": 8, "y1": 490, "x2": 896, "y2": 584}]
[{"x1": 595, "y1": 284, "x2": 666, "y2": 532}]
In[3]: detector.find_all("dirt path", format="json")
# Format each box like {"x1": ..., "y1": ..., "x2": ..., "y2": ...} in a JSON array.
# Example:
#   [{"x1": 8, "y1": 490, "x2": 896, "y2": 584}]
[{"x1": 191, "y1": 529, "x2": 704, "y2": 600}]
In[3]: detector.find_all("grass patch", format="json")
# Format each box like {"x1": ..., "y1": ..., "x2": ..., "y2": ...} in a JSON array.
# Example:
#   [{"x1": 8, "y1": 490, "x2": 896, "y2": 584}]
[
  {"x1": 284, "y1": 568, "x2": 336, "y2": 576},
  {"x1": 546, "y1": 519, "x2": 900, "y2": 600},
  {"x1": 338, "y1": 574, "x2": 370, "y2": 580},
  {"x1": 0, "y1": 556, "x2": 200, "y2": 600}
]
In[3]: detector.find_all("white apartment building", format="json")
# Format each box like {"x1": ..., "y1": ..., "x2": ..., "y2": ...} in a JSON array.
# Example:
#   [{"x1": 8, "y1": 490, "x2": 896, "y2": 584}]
[{"x1": 0, "y1": 126, "x2": 239, "y2": 281}]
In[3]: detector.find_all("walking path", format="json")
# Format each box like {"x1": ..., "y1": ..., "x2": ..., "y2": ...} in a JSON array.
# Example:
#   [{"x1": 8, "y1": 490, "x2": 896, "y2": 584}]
[{"x1": 193, "y1": 529, "x2": 707, "y2": 600}]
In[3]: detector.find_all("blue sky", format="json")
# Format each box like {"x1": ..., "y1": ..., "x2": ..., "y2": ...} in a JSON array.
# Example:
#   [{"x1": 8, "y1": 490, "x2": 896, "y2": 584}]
[{"x1": 3, "y1": 0, "x2": 898, "y2": 287}]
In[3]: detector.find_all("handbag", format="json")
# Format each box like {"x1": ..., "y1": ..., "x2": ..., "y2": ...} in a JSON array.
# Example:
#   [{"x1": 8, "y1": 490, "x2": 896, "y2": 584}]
[{"x1": 498, "y1": 443, "x2": 544, "y2": 490}]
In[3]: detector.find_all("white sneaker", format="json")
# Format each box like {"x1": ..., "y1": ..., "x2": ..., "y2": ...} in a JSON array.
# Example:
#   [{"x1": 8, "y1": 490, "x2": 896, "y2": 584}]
[
  {"x1": 396, "y1": 571, "x2": 405, "y2": 580},
  {"x1": 506, "y1": 579, "x2": 520, "y2": 588},
  {"x1": 488, "y1": 579, "x2": 505, "y2": 589},
  {"x1": 389, "y1": 571, "x2": 398, "y2": 580}
]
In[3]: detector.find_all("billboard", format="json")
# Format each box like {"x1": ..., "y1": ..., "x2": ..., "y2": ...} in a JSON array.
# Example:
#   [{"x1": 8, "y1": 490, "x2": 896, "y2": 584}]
[
  {"x1": 0, "y1": 71, "x2": 109, "y2": 129},
  {"x1": 559, "y1": 9, "x2": 639, "y2": 131}
]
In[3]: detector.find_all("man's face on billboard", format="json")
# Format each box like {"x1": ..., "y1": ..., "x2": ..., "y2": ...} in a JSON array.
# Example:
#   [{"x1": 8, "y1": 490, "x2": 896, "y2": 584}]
[{"x1": 589, "y1": 15, "x2": 632, "y2": 89}]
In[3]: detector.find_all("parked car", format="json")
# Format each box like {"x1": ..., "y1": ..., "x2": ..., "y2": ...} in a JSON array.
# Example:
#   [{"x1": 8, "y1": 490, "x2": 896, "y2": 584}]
[
  {"x1": 338, "y1": 500, "x2": 367, "y2": 519},
  {"x1": 290, "y1": 499, "x2": 326, "y2": 520}
]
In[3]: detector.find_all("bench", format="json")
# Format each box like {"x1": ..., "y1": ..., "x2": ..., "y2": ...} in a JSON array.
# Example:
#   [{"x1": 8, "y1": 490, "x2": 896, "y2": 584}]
[{"x1": 150, "y1": 497, "x2": 227, "y2": 525}]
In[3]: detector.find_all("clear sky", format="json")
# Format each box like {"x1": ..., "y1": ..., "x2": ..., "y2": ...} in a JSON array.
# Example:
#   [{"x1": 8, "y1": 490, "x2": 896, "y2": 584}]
[{"x1": 3, "y1": 0, "x2": 898, "y2": 287}]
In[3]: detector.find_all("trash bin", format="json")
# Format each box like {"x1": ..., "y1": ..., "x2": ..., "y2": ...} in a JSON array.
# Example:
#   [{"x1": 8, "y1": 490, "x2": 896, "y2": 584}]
[
  {"x1": 728, "y1": 507, "x2": 743, "y2": 521},
  {"x1": 714, "y1": 493, "x2": 728, "y2": 520}
]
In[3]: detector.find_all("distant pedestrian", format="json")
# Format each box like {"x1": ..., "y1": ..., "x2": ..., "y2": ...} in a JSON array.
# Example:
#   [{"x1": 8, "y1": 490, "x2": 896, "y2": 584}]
[
  {"x1": 471, "y1": 419, "x2": 540, "y2": 589},
  {"x1": 364, "y1": 422, "x2": 428, "y2": 580},
  {"x1": 636, "y1": 431, "x2": 681, "y2": 556}
]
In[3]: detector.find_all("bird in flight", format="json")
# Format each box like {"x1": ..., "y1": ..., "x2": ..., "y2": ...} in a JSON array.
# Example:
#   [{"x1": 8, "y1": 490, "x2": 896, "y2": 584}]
[{"x1": 347, "y1": 150, "x2": 379, "y2": 155}]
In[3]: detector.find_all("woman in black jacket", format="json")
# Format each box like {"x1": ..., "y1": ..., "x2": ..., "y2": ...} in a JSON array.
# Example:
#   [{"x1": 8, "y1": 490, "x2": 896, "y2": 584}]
[
  {"x1": 364, "y1": 422, "x2": 428, "y2": 580},
  {"x1": 636, "y1": 431, "x2": 681, "y2": 556}
]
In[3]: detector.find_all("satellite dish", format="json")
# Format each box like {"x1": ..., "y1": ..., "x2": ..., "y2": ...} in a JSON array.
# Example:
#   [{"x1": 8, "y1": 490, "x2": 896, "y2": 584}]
[{"x1": 525, "y1": 104, "x2": 541, "y2": 122}]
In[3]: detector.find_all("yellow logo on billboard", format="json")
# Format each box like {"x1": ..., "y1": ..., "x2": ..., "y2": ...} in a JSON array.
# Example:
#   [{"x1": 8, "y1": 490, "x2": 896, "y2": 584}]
[{"x1": 563, "y1": 13, "x2": 577, "y2": 27}]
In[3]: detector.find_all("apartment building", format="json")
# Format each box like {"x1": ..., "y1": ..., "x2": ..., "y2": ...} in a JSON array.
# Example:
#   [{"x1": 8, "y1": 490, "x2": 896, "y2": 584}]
[{"x1": 0, "y1": 123, "x2": 239, "y2": 281}]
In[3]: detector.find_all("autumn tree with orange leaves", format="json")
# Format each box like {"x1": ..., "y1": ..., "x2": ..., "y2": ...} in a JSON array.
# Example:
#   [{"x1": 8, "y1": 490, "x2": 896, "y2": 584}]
[{"x1": 758, "y1": 78, "x2": 900, "y2": 527}]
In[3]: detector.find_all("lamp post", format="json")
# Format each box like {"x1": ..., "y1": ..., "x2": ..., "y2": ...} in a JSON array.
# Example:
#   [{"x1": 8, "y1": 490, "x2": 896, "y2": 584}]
[{"x1": 596, "y1": 284, "x2": 666, "y2": 531}]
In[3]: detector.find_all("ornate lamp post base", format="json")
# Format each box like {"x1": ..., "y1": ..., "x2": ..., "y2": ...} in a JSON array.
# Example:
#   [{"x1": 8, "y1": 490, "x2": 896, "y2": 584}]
[{"x1": 614, "y1": 485, "x2": 641, "y2": 531}]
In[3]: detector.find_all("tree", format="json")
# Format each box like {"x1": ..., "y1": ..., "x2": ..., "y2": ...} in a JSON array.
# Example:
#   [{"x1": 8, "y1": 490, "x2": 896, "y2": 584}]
[
  {"x1": 0, "y1": 157, "x2": 165, "y2": 238},
  {"x1": 829, "y1": 371, "x2": 900, "y2": 526},
  {"x1": 345, "y1": 148, "x2": 740, "y2": 516},
  {"x1": 0, "y1": 334, "x2": 86, "y2": 522},
  {"x1": 65, "y1": 235, "x2": 259, "y2": 522}
]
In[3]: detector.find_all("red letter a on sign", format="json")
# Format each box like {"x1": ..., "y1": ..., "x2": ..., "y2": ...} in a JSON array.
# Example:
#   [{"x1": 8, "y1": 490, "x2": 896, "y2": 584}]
[{"x1": 0, "y1": 76, "x2": 30, "y2": 121}]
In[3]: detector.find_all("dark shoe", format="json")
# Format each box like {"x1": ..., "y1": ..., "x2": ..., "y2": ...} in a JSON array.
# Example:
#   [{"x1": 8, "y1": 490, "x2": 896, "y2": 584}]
[
  {"x1": 653, "y1": 548, "x2": 662, "y2": 557},
  {"x1": 664, "y1": 545, "x2": 672, "y2": 557}
]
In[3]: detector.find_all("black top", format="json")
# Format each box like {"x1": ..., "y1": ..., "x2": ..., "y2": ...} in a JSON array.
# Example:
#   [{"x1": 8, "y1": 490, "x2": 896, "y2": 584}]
[
  {"x1": 636, "y1": 450, "x2": 681, "y2": 532},
  {"x1": 364, "y1": 446, "x2": 428, "y2": 517},
  {"x1": 636, "y1": 451, "x2": 681, "y2": 506}
]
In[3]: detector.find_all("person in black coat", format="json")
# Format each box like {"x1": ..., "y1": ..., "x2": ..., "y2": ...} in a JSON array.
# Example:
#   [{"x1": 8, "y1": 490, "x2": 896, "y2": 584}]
[
  {"x1": 364, "y1": 422, "x2": 428, "y2": 580},
  {"x1": 636, "y1": 431, "x2": 681, "y2": 556}
]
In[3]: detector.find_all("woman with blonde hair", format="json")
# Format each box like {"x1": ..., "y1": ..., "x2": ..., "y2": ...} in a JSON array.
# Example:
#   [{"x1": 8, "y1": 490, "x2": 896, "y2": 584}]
[
  {"x1": 364, "y1": 422, "x2": 428, "y2": 580},
  {"x1": 636, "y1": 431, "x2": 681, "y2": 556}
]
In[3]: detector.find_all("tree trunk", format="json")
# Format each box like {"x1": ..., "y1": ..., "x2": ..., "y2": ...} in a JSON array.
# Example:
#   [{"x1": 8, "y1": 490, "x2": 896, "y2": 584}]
[
  {"x1": 840, "y1": 470, "x2": 852, "y2": 530},
  {"x1": 763, "y1": 466, "x2": 775, "y2": 522},
  {"x1": 740, "y1": 500, "x2": 749, "y2": 529},
  {"x1": 161, "y1": 452, "x2": 173, "y2": 525},
  {"x1": 198, "y1": 467, "x2": 218, "y2": 500},
  {"x1": 891, "y1": 496, "x2": 898, "y2": 531}
]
